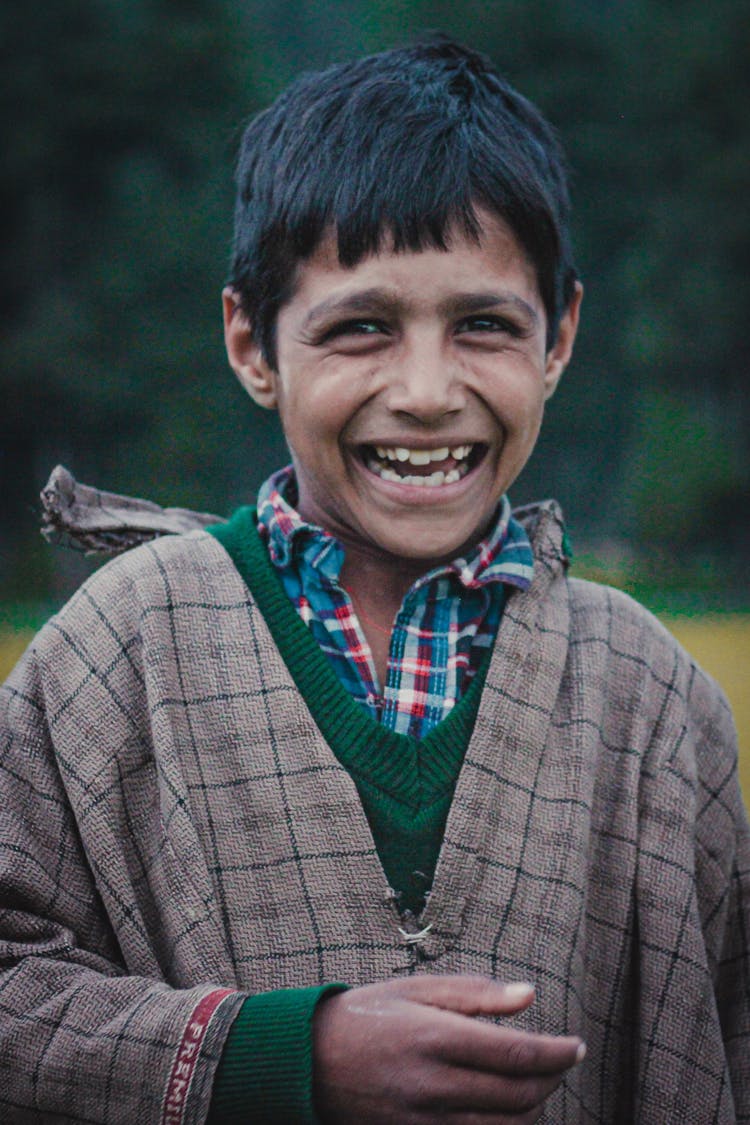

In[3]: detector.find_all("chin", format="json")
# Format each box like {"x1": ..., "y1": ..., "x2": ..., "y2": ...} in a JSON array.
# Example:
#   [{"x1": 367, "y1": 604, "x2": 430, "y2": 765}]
[{"x1": 378, "y1": 531, "x2": 473, "y2": 564}]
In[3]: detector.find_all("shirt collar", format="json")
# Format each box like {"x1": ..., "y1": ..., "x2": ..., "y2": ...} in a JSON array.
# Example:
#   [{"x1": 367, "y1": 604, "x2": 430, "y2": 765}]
[
  {"x1": 256, "y1": 466, "x2": 342, "y2": 577},
  {"x1": 256, "y1": 464, "x2": 533, "y2": 591}
]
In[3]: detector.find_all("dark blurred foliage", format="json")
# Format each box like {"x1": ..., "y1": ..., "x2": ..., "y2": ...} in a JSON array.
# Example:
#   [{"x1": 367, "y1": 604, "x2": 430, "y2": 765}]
[{"x1": 2, "y1": 0, "x2": 748, "y2": 605}]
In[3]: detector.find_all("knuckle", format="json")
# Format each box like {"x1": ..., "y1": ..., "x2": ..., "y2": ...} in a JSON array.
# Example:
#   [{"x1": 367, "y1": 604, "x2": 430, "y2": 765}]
[
  {"x1": 504, "y1": 1037, "x2": 537, "y2": 1071},
  {"x1": 404, "y1": 1058, "x2": 444, "y2": 1111},
  {"x1": 413, "y1": 1019, "x2": 443, "y2": 1057}
]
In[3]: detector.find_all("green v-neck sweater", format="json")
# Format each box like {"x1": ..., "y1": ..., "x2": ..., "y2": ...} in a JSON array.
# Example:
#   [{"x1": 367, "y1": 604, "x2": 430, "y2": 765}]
[{"x1": 207, "y1": 507, "x2": 498, "y2": 1122}]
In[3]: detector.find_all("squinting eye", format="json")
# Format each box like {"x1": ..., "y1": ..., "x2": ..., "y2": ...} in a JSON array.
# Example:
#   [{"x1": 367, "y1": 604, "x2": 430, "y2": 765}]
[
  {"x1": 457, "y1": 315, "x2": 522, "y2": 336},
  {"x1": 323, "y1": 318, "x2": 387, "y2": 341}
]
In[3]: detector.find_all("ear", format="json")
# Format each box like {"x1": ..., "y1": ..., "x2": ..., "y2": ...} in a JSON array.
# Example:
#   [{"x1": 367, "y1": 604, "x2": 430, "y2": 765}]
[
  {"x1": 543, "y1": 281, "x2": 583, "y2": 400},
  {"x1": 222, "y1": 287, "x2": 279, "y2": 409}
]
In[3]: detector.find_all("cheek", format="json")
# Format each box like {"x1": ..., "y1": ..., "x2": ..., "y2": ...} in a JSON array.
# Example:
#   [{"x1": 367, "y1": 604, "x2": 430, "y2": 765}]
[
  {"x1": 488, "y1": 387, "x2": 546, "y2": 467},
  {"x1": 513, "y1": 404, "x2": 545, "y2": 447},
  {"x1": 280, "y1": 365, "x2": 367, "y2": 426},
  {"x1": 471, "y1": 349, "x2": 546, "y2": 399},
  {"x1": 486, "y1": 378, "x2": 546, "y2": 432}
]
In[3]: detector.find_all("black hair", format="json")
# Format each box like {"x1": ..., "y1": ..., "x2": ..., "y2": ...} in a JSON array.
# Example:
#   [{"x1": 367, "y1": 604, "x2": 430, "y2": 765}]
[{"x1": 230, "y1": 37, "x2": 577, "y2": 367}]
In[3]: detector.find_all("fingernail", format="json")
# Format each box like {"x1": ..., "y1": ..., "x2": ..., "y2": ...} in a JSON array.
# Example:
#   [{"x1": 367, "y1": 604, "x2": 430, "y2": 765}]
[
  {"x1": 576, "y1": 1042, "x2": 587, "y2": 1063},
  {"x1": 504, "y1": 982, "x2": 534, "y2": 1002}
]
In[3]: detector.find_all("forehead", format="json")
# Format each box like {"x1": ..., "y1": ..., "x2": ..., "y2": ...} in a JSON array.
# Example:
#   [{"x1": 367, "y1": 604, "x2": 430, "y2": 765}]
[{"x1": 281, "y1": 210, "x2": 543, "y2": 320}]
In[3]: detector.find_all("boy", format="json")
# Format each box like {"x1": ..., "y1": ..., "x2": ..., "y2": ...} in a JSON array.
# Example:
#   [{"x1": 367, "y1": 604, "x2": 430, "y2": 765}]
[{"x1": 1, "y1": 37, "x2": 748, "y2": 1124}]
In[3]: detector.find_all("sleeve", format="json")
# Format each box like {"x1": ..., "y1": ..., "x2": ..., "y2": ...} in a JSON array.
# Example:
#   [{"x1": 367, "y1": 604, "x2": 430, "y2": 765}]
[
  {"x1": 634, "y1": 656, "x2": 750, "y2": 1122},
  {"x1": 0, "y1": 644, "x2": 246, "y2": 1124},
  {"x1": 1, "y1": 637, "x2": 349, "y2": 1124},
  {"x1": 691, "y1": 671, "x2": 750, "y2": 1119},
  {"x1": 207, "y1": 984, "x2": 347, "y2": 1124}
]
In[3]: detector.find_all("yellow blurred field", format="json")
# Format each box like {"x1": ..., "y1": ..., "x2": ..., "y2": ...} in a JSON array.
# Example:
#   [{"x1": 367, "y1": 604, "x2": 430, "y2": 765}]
[
  {"x1": 0, "y1": 632, "x2": 34, "y2": 682},
  {"x1": 1, "y1": 615, "x2": 748, "y2": 807},
  {"x1": 659, "y1": 615, "x2": 749, "y2": 807}
]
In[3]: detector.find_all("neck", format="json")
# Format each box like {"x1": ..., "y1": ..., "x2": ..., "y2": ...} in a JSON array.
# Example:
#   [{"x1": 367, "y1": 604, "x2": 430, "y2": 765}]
[{"x1": 339, "y1": 545, "x2": 427, "y2": 624}]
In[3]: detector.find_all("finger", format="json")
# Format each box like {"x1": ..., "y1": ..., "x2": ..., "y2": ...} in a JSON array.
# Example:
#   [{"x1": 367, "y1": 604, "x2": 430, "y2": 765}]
[
  {"x1": 394, "y1": 973, "x2": 537, "y2": 1017},
  {"x1": 443, "y1": 1112, "x2": 543, "y2": 1125},
  {"x1": 425, "y1": 1063, "x2": 566, "y2": 1116},
  {"x1": 432, "y1": 1014, "x2": 585, "y2": 1077}
]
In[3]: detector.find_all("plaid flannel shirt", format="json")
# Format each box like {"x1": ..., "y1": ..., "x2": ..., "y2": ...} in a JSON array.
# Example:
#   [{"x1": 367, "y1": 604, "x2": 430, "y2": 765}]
[{"x1": 256, "y1": 466, "x2": 534, "y2": 739}]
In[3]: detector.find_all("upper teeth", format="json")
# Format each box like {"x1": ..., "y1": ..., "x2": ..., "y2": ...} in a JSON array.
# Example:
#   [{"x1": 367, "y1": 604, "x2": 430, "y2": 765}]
[{"x1": 373, "y1": 444, "x2": 472, "y2": 465}]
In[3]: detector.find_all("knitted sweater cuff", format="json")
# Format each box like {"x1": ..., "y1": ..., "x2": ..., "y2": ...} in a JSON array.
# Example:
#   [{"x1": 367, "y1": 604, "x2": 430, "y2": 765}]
[{"x1": 206, "y1": 984, "x2": 348, "y2": 1124}]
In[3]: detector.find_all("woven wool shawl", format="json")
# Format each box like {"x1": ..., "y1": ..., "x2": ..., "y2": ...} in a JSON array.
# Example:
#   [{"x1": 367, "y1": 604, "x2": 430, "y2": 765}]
[{"x1": 1, "y1": 502, "x2": 748, "y2": 1123}]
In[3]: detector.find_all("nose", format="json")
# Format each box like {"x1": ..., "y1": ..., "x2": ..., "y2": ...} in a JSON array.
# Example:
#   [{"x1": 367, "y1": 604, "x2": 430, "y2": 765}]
[{"x1": 384, "y1": 333, "x2": 466, "y2": 423}]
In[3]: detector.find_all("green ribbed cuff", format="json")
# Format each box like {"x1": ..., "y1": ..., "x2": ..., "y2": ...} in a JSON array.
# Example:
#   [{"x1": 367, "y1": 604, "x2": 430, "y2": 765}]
[{"x1": 207, "y1": 984, "x2": 347, "y2": 1124}]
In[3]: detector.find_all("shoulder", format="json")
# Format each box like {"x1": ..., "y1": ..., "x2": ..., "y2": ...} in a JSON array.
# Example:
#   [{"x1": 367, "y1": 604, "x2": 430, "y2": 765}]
[
  {"x1": 505, "y1": 507, "x2": 733, "y2": 770},
  {"x1": 565, "y1": 576, "x2": 737, "y2": 771},
  {"x1": 31, "y1": 530, "x2": 244, "y2": 675},
  {"x1": 565, "y1": 579, "x2": 746, "y2": 874},
  {"x1": 566, "y1": 580, "x2": 744, "y2": 845},
  {"x1": 567, "y1": 574, "x2": 698, "y2": 678},
  {"x1": 3, "y1": 530, "x2": 254, "y2": 753},
  {"x1": 566, "y1": 575, "x2": 689, "y2": 674}
]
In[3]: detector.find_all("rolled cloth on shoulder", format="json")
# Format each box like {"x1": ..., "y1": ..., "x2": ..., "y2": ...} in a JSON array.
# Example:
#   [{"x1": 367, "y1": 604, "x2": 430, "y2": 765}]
[{"x1": 40, "y1": 464, "x2": 225, "y2": 555}]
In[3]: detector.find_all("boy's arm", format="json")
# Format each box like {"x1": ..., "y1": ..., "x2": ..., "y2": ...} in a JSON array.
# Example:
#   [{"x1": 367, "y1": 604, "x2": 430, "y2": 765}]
[
  {"x1": 0, "y1": 645, "x2": 247, "y2": 1122},
  {"x1": 692, "y1": 675, "x2": 750, "y2": 1116},
  {"x1": 714, "y1": 838, "x2": 750, "y2": 1120},
  {"x1": 634, "y1": 656, "x2": 750, "y2": 1121},
  {"x1": 2, "y1": 641, "x2": 352, "y2": 1124}
]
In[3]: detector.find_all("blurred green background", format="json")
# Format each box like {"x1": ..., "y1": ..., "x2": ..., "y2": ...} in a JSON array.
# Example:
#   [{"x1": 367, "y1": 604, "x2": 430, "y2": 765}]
[{"x1": 1, "y1": 1, "x2": 748, "y2": 789}]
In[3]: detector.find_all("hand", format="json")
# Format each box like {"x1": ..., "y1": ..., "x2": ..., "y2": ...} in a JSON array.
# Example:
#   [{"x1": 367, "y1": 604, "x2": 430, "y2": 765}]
[{"x1": 312, "y1": 975, "x2": 584, "y2": 1124}]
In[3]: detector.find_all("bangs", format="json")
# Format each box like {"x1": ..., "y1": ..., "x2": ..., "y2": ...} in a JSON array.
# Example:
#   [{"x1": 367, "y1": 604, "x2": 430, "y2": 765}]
[
  {"x1": 258, "y1": 73, "x2": 555, "y2": 271},
  {"x1": 230, "y1": 41, "x2": 575, "y2": 364}
]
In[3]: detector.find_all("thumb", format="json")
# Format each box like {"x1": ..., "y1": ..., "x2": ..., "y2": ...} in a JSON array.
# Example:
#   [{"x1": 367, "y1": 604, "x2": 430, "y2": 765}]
[{"x1": 394, "y1": 974, "x2": 535, "y2": 1018}]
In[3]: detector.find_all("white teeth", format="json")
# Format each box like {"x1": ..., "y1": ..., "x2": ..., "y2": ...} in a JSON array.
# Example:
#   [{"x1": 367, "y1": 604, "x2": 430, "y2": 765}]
[
  {"x1": 372, "y1": 443, "x2": 473, "y2": 465},
  {"x1": 408, "y1": 449, "x2": 432, "y2": 466},
  {"x1": 367, "y1": 442, "x2": 478, "y2": 487},
  {"x1": 370, "y1": 468, "x2": 452, "y2": 489},
  {"x1": 370, "y1": 460, "x2": 466, "y2": 487}
]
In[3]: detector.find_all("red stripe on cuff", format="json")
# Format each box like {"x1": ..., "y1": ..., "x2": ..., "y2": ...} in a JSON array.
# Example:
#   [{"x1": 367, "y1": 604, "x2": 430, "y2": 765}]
[{"x1": 161, "y1": 988, "x2": 236, "y2": 1125}]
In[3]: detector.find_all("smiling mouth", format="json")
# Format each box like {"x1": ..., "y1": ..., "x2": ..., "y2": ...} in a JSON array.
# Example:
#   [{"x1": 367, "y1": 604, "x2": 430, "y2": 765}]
[{"x1": 361, "y1": 442, "x2": 487, "y2": 488}]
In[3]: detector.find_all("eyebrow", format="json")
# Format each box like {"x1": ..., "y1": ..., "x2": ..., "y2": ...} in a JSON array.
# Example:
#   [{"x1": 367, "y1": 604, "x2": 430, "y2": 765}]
[
  {"x1": 301, "y1": 289, "x2": 400, "y2": 331},
  {"x1": 440, "y1": 291, "x2": 540, "y2": 324},
  {"x1": 301, "y1": 288, "x2": 540, "y2": 331}
]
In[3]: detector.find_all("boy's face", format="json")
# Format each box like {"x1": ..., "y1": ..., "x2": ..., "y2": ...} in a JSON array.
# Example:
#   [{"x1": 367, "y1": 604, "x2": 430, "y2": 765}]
[{"x1": 224, "y1": 212, "x2": 581, "y2": 565}]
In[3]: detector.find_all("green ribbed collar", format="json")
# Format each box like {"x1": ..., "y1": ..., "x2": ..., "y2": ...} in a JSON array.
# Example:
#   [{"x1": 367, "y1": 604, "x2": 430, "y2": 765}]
[{"x1": 209, "y1": 508, "x2": 492, "y2": 810}]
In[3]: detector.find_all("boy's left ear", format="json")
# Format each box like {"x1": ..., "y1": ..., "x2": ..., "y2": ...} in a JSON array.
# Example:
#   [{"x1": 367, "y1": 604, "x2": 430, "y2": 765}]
[
  {"x1": 222, "y1": 287, "x2": 279, "y2": 409},
  {"x1": 543, "y1": 281, "x2": 583, "y2": 399}
]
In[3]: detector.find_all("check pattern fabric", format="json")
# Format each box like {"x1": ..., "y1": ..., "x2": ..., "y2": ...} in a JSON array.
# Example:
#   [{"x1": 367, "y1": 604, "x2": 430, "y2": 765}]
[
  {"x1": 257, "y1": 465, "x2": 534, "y2": 738},
  {"x1": 1, "y1": 501, "x2": 748, "y2": 1122}
]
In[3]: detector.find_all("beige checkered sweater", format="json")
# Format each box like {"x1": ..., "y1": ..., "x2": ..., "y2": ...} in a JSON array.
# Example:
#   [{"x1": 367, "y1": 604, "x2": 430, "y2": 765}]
[{"x1": 1, "y1": 502, "x2": 748, "y2": 1123}]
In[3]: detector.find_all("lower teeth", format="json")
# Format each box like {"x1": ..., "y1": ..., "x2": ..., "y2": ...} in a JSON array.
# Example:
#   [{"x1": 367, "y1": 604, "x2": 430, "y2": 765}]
[{"x1": 368, "y1": 460, "x2": 466, "y2": 487}]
